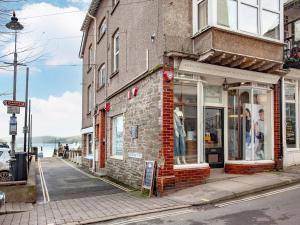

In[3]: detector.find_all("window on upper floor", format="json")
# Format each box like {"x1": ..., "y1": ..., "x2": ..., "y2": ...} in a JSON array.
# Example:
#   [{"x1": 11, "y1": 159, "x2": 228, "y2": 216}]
[
  {"x1": 98, "y1": 18, "x2": 106, "y2": 41},
  {"x1": 193, "y1": 0, "x2": 282, "y2": 41},
  {"x1": 88, "y1": 44, "x2": 93, "y2": 69},
  {"x1": 88, "y1": 85, "x2": 92, "y2": 113},
  {"x1": 98, "y1": 64, "x2": 106, "y2": 88},
  {"x1": 112, "y1": 30, "x2": 120, "y2": 73}
]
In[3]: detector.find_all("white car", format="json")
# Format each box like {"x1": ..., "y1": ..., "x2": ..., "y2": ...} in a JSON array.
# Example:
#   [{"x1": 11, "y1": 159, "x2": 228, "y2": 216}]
[{"x1": 0, "y1": 143, "x2": 12, "y2": 182}]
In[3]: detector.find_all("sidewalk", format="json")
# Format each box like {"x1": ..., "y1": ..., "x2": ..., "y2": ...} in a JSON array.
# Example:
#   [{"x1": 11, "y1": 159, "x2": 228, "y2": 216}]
[
  {"x1": 166, "y1": 166, "x2": 300, "y2": 206},
  {"x1": 2, "y1": 165, "x2": 300, "y2": 225}
]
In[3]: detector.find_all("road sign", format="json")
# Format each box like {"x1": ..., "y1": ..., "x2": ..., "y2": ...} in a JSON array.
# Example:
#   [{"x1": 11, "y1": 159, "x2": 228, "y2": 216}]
[
  {"x1": 7, "y1": 106, "x2": 20, "y2": 114},
  {"x1": 3, "y1": 100, "x2": 26, "y2": 107},
  {"x1": 9, "y1": 116, "x2": 17, "y2": 135}
]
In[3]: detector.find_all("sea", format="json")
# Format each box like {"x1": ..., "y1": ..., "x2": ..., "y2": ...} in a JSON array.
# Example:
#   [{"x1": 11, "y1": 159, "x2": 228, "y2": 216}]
[{"x1": 16, "y1": 143, "x2": 57, "y2": 158}]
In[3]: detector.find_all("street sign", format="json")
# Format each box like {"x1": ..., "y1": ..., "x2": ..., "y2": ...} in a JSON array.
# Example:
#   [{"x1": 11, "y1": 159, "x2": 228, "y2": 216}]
[
  {"x1": 3, "y1": 100, "x2": 26, "y2": 107},
  {"x1": 7, "y1": 106, "x2": 20, "y2": 114},
  {"x1": 9, "y1": 116, "x2": 17, "y2": 135}
]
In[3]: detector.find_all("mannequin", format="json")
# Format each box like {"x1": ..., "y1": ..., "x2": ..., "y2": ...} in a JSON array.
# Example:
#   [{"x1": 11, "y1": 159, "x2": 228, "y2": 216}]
[{"x1": 174, "y1": 107, "x2": 187, "y2": 164}]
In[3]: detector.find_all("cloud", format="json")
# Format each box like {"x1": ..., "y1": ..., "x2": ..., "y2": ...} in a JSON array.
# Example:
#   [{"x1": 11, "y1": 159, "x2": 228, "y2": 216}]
[
  {"x1": 0, "y1": 91, "x2": 82, "y2": 138},
  {"x1": 1, "y1": 2, "x2": 86, "y2": 68}
]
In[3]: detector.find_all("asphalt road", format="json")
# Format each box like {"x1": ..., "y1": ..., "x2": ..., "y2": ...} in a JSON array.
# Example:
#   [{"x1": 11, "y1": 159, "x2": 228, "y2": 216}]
[
  {"x1": 36, "y1": 157, "x2": 123, "y2": 202},
  {"x1": 100, "y1": 185, "x2": 300, "y2": 225}
]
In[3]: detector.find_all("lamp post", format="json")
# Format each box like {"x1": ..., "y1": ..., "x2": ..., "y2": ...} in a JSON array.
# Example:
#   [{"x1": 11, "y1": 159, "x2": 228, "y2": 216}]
[{"x1": 5, "y1": 11, "x2": 24, "y2": 160}]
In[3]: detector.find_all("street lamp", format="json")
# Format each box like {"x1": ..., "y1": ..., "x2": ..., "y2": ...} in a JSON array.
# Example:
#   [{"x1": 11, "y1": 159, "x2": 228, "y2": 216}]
[{"x1": 5, "y1": 11, "x2": 23, "y2": 161}]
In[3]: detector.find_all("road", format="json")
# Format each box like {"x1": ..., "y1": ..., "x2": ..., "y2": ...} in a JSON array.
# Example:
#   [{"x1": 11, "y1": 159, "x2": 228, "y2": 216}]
[
  {"x1": 36, "y1": 157, "x2": 123, "y2": 202},
  {"x1": 99, "y1": 185, "x2": 300, "y2": 225}
]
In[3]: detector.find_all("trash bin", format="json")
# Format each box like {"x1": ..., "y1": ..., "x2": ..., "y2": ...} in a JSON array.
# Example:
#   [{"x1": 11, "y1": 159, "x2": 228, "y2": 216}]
[{"x1": 14, "y1": 152, "x2": 28, "y2": 181}]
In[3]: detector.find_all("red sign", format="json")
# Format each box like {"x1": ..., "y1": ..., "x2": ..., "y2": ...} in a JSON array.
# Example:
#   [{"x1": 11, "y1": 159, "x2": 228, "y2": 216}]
[
  {"x1": 105, "y1": 102, "x2": 111, "y2": 112},
  {"x1": 3, "y1": 100, "x2": 26, "y2": 107}
]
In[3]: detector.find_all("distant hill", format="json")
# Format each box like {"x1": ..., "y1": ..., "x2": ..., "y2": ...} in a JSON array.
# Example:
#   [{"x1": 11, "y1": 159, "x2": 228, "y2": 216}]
[{"x1": 1, "y1": 136, "x2": 81, "y2": 145}]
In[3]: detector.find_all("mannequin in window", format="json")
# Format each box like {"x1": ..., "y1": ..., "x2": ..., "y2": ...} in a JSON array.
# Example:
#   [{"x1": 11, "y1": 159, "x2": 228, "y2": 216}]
[
  {"x1": 255, "y1": 109, "x2": 265, "y2": 160},
  {"x1": 244, "y1": 108, "x2": 252, "y2": 160},
  {"x1": 174, "y1": 107, "x2": 187, "y2": 164}
]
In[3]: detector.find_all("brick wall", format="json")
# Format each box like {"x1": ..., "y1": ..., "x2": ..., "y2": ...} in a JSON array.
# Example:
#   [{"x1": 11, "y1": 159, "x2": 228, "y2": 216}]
[
  {"x1": 225, "y1": 163, "x2": 275, "y2": 174},
  {"x1": 174, "y1": 167, "x2": 210, "y2": 189}
]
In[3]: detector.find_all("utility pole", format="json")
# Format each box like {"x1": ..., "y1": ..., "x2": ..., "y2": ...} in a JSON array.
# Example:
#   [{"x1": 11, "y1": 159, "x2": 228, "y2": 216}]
[
  {"x1": 27, "y1": 100, "x2": 31, "y2": 154},
  {"x1": 23, "y1": 68, "x2": 29, "y2": 153}
]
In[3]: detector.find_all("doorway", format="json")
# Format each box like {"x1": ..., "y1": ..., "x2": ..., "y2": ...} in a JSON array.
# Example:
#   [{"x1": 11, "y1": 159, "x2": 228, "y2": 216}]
[{"x1": 205, "y1": 108, "x2": 224, "y2": 168}]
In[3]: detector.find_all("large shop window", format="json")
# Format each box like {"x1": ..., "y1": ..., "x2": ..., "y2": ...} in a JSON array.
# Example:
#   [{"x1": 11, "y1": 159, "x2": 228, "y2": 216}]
[
  {"x1": 285, "y1": 82, "x2": 298, "y2": 149},
  {"x1": 228, "y1": 87, "x2": 273, "y2": 161},
  {"x1": 174, "y1": 81, "x2": 202, "y2": 165},
  {"x1": 112, "y1": 115, "x2": 124, "y2": 158}
]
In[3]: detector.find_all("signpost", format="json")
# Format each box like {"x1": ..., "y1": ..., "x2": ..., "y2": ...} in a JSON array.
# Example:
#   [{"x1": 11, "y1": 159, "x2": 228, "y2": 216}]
[{"x1": 3, "y1": 100, "x2": 26, "y2": 107}]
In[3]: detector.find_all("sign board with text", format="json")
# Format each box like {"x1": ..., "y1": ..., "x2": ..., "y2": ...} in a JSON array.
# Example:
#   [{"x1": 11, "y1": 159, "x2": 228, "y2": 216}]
[
  {"x1": 141, "y1": 160, "x2": 156, "y2": 197},
  {"x1": 3, "y1": 100, "x2": 26, "y2": 107},
  {"x1": 7, "y1": 106, "x2": 20, "y2": 114},
  {"x1": 9, "y1": 116, "x2": 17, "y2": 135}
]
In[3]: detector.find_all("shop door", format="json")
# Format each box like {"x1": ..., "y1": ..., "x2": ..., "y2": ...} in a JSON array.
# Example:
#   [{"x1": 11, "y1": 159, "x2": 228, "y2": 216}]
[{"x1": 205, "y1": 108, "x2": 224, "y2": 168}]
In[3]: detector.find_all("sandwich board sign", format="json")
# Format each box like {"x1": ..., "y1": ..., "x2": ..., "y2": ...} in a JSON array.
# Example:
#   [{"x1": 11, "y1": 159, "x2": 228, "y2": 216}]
[{"x1": 141, "y1": 160, "x2": 156, "y2": 197}]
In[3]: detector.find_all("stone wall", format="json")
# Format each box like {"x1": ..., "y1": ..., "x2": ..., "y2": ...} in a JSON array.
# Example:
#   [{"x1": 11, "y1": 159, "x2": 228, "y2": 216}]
[{"x1": 105, "y1": 71, "x2": 162, "y2": 189}]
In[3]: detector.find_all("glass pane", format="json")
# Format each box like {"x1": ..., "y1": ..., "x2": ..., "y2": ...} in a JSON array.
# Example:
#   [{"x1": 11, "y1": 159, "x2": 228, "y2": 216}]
[
  {"x1": 217, "y1": 0, "x2": 237, "y2": 29},
  {"x1": 241, "y1": 0, "x2": 257, "y2": 5},
  {"x1": 253, "y1": 89, "x2": 272, "y2": 160},
  {"x1": 262, "y1": 10, "x2": 280, "y2": 40},
  {"x1": 205, "y1": 108, "x2": 224, "y2": 167},
  {"x1": 262, "y1": 0, "x2": 279, "y2": 11},
  {"x1": 112, "y1": 116, "x2": 123, "y2": 156},
  {"x1": 198, "y1": 0, "x2": 208, "y2": 31},
  {"x1": 240, "y1": 4, "x2": 258, "y2": 34},
  {"x1": 295, "y1": 21, "x2": 300, "y2": 42},
  {"x1": 286, "y1": 103, "x2": 297, "y2": 148},
  {"x1": 174, "y1": 82, "x2": 198, "y2": 165},
  {"x1": 285, "y1": 83, "x2": 296, "y2": 101},
  {"x1": 205, "y1": 85, "x2": 223, "y2": 104}
]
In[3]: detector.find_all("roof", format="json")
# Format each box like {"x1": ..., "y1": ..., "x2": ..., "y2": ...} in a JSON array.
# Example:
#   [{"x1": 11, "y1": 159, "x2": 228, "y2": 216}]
[
  {"x1": 284, "y1": 0, "x2": 300, "y2": 9},
  {"x1": 80, "y1": 0, "x2": 101, "y2": 31}
]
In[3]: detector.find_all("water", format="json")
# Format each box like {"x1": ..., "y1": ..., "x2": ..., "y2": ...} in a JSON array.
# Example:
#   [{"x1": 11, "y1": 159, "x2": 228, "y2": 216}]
[{"x1": 16, "y1": 143, "x2": 56, "y2": 158}]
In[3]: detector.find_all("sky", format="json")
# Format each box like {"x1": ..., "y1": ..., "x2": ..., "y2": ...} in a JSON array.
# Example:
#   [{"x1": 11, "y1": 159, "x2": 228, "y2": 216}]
[{"x1": 0, "y1": 0, "x2": 91, "y2": 138}]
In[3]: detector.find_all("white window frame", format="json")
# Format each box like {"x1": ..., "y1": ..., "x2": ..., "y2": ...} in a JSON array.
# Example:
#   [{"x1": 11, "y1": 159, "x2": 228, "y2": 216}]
[
  {"x1": 88, "y1": 44, "x2": 93, "y2": 69},
  {"x1": 111, "y1": 115, "x2": 124, "y2": 159},
  {"x1": 192, "y1": 0, "x2": 284, "y2": 42},
  {"x1": 113, "y1": 31, "x2": 120, "y2": 73},
  {"x1": 98, "y1": 18, "x2": 106, "y2": 40},
  {"x1": 98, "y1": 64, "x2": 106, "y2": 88},
  {"x1": 282, "y1": 79, "x2": 299, "y2": 151}
]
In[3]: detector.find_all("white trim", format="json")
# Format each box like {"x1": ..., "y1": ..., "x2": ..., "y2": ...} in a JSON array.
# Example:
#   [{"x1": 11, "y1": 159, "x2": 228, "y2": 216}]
[
  {"x1": 225, "y1": 160, "x2": 274, "y2": 165},
  {"x1": 286, "y1": 148, "x2": 300, "y2": 152},
  {"x1": 179, "y1": 60, "x2": 280, "y2": 84},
  {"x1": 110, "y1": 155, "x2": 124, "y2": 160},
  {"x1": 81, "y1": 127, "x2": 93, "y2": 134},
  {"x1": 174, "y1": 163, "x2": 210, "y2": 170}
]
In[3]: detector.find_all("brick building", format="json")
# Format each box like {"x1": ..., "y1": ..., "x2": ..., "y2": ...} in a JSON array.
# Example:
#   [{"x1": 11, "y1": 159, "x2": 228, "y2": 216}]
[
  {"x1": 79, "y1": 0, "x2": 287, "y2": 194},
  {"x1": 282, "y1": 0, "x2": 300, "y2": 167}
]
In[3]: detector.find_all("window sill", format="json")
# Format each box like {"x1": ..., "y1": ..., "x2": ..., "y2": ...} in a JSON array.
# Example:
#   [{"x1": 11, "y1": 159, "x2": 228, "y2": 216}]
[
  {"x1": 174, "y1": 163, "x2": 209, "y2": 170},
  {"x1": 97, "y1": 33, "x2": 106, "y2": 44},
  {"x1": 286, "y1": 148, "x2": 300, "y2": 152},
  {"x1": 110, "y1": 70, "x2": 119, "y2": 79},
  {"x1": 110, "y1": 155, "x2": 123, "y2": 160},
  {"x1": 111, "y1": 1, "x2": 120, "y2": 15},
  {"x1": 225, "y1": 160, "x2": 274, "y2": 165}
]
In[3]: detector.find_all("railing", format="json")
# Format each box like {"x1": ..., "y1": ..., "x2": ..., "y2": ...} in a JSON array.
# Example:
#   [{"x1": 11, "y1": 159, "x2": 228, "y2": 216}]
[{"x1": 284, "y1": 17, "x2": 300, "y2": 68}]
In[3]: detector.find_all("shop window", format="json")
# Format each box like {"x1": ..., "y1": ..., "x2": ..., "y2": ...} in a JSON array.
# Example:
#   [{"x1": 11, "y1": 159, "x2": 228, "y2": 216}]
[
  {"x1": 228, "y1": 87, "x2": 272, "y2": 161},
  {"x1": 112, "y1": 115, "x2": 124, "y2": 158},
  {"x1": 204, "y1": 85, "x2": 223, "y2": 104},
  {"x1": 285, "y1": 82, "x2": 297, "y2": 148},
  {"x1": 174, "y1": 81, "x2": 199, "y2": 165}
]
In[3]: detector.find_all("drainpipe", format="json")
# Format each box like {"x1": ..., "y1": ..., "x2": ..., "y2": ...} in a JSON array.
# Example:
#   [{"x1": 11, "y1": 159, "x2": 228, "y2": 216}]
[{"x1": 87, "y1": 12, "x2": 97, "y2": 172}]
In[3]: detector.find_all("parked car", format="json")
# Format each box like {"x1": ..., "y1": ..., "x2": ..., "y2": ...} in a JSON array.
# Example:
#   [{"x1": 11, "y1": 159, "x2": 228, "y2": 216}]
[{"x1": 0, "y1": 143, "x2": 12, "y2": 182}]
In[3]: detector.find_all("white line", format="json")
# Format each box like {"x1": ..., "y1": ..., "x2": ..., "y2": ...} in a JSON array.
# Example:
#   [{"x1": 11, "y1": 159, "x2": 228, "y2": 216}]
[
  {"x1": 215, "y1": 185, "x2": 300, "y2": 208},
  {"x1": 59, "y1": 158, "x2": 131, "y2": 192},
  {"x1": 38, "y1": 160, "x2": 46, "y2": 203},
  {"x1": 106, "y1": 209, "x2": 196, "y2": 225},
  {"x1": 39, "y1": 161, "x2": 50, "y2": 202}
]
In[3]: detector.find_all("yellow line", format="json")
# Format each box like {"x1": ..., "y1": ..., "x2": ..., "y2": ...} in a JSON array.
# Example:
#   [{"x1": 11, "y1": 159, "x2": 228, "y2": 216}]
[{"x1": 38, "y1": 161, "x2": 46, "y2": 203}]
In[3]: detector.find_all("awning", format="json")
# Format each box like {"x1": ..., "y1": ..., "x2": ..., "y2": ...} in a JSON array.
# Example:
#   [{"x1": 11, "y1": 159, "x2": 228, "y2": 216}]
[
  {"x1": 178, "y1": 59, "x2": 281, "y2": 84},
  {"x1": 81, "y1": 127, "x2": 93, "y2": 134},
  {"x1": 286, "y1": 69, "x2": 300, "y2": 80}
]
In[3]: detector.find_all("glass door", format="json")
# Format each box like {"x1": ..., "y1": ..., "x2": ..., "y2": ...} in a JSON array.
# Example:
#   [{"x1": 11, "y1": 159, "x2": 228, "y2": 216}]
[{"x1": 205, "y1": 108, "x2": 224, "y2": 168}]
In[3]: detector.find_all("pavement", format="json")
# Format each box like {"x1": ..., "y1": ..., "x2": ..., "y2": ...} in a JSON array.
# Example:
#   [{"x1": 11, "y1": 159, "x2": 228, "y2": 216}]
[{"x1": 1, "y1": 159, "x2": 300, "y2": 225}]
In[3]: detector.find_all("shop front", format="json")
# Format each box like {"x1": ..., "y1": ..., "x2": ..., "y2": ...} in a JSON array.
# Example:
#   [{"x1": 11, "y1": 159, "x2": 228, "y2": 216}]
[
  {"x1": 282, "y1": 69, "x2": 300, "y2": 167},
  {"x1": 170, "y1": 59, "x2": 281, "y2": 179}
]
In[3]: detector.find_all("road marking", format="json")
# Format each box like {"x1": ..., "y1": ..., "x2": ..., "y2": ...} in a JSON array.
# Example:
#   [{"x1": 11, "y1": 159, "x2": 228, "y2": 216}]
[
  {"x1": 215, "y1": 184, "x2": 300, "y2": 208},
  {"x1": 106, "y1": 209, "x2": 196, "y2": 225},
  {"x1": 60, "y1": 158, "x2": 132, "y2": 192},
  {"x1": 38, "y1": 160, "x2": 50, "y2": 203}
]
